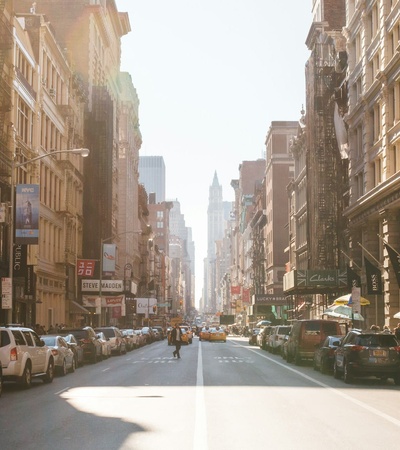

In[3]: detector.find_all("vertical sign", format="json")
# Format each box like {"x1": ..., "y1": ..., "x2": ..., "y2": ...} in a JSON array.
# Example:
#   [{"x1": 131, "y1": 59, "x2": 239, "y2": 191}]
[
  {"x1": 15, "y1": 184, "x2": 39, "y2": 244},
  {"x1": 1, "y1": 277, "x2": 12, "y2": 309},
  {"x1": 102, "y1": 243, "x2": 116, "y2": 276}
]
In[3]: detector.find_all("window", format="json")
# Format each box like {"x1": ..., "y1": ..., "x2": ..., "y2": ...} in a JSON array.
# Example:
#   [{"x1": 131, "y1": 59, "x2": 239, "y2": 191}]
[
  {"x1": 11, "y1": 330, "x2": 26, "y2": 346},
  {"x1": 374, "y1": 157, "x2": 382, "y2": 186},
  {"x1": 371, "y1": 103, "x2": 381, "y2": 143},
  {"x1": 389, "y1": 145, "x2": 400, "y2": 175},
  {"x1": 17, "y1": 97, "x2": 33, "y2": 146},
  {"x1": 22, "y1": 330, "x2": 34, "y2": 346}
]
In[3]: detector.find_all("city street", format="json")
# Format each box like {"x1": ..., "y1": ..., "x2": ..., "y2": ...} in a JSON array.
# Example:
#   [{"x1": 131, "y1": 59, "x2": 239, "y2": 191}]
[{"x1": 1, "y1": 336, "x2": 400, "y2": 450}]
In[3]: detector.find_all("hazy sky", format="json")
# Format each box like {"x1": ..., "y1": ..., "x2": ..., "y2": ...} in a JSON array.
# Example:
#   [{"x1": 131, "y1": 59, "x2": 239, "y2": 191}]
[{"x1": 115, "y1": 1, "x2": 313, "y2": 304}]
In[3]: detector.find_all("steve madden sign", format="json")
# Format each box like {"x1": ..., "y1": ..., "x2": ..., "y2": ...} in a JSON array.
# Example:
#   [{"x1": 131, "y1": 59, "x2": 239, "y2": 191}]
[{"x1": 81, "y1": 279, "x2": 123, "y2": 292}]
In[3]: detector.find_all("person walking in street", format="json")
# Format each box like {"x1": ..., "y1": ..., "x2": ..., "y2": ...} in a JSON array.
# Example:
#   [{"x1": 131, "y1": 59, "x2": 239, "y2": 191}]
[{"x1": 171, "y1": 324, "x2": 182, "y2": 359}]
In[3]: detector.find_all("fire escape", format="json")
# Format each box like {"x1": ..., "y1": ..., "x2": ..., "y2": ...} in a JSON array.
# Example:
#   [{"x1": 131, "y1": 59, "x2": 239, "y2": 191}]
[
  {"x1": 0, "y1": 1, "x2": 13, "y2": 279},
  {"x1": 307, "y1": 37, "x2": 347, "y2": 270}
]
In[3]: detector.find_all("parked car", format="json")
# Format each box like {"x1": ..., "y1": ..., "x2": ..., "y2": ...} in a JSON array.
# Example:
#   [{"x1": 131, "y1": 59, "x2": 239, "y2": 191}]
[
  {"x1": 121, "y1": 329, "x2": 137, "y2": 351},
  {"x1": 61, "y1": 327, "x2": 102, "y2": 363},
  {"x1": 286, "y1": 320, "x2": 343, "y2": 365},
  {"x1": 260, "y1": 326, "x2": 273, "y2": 350},
  {"x1": 209, "y1": 327, "x2": 226, "y2": 342},
  {"x1": 268, "y1": 325, "x2": 292, "y2": 354},
  {"x1": 96, "y1": 332, "x2": 112, "y2": 359},
  {"x1": 249, "y1": 328, "x2": 261, "y2": 346},
  {"x1": 41, "y1": 335, "x2": 75, "y2": 375},
  {"x1": 152, "y1": 328, "x2": 162, "y2": 341},
  {"x1": 313, "y1": 335, "x2": 342, "y2": 374},
  {"x1": 141, "y1": 327, "x2": 155, "y2": 344},
  {"x1": 333, "y1": 330, "x2": 400, "y2": 384},
  {"x1": 152, "y1": 326, "x2": 165, "y2": 340},
  {"x1": 60, "y1": 333, "x2": 84, "y2": 367},
  {"x1": 280, "y1": 326, "x2": 293, "y2": 359},
  {"x1": 0, "y1": 326, "x2": 54, "y2": 388},
  {"x1": 133, "y1": 329, "x2": 147, "y2": 347},
  {"x1": 95, "y1": 327, "x2": 126, "y2": 355},
  {"x1": 0, "y1": 363, "x2": 2, "y2": 397}
]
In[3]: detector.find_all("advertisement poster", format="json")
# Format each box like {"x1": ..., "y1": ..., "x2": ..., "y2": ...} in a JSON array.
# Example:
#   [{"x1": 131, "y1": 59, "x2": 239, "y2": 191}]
[
  {"x1": 15, "y1": 184, "x2": 39, "y2": 245},
  {"x1": 102, "y1": 243, "x2": 116, "y2": 276}
]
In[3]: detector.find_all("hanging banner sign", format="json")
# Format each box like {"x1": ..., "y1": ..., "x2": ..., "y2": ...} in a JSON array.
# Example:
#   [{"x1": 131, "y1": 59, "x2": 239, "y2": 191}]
[{"x1": 15, "y1": 184, "x2": 39, "y2": 245}]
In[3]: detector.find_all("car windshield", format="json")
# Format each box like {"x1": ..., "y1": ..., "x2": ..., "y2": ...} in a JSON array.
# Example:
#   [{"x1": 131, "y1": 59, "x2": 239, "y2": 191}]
[
  {"x1": 68, "y1": 330, "x2": 88, "y2": 340},
  {"x1": 41, "y1": 336, "x2": 56, "y2": 346},
  {"x1": 356, "y1": 334, "x2": 398, "y2": 347},
  {"x1": 96, "y1": 328, "x2": 115, "y2": 338},
  {"x1": 278, "y1": 326, "x2": 291, "y2": 335}
]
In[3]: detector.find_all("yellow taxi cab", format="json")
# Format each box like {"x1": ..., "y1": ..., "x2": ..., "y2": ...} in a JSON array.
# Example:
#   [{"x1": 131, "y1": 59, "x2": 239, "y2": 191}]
[
  {"x1": 199, "y1": 327, "x2": 211, "y2": 341},
  {"x1": 209, "y1": 327, "x2": 227, "y2": 342},
  {"x1": 180, "y1": 325, "x2": 193, "y2": 344}
]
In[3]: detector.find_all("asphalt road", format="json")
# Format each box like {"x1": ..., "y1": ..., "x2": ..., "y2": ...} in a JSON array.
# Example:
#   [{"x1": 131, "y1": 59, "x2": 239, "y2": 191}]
[{"x1": 1, "y1": 336, "x2": 400, "y2": 450}]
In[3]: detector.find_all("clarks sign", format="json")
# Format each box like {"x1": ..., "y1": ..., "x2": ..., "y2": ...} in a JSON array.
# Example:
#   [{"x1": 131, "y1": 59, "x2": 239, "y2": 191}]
[{"x1": 283, "y1": 269, "x2": 347, "y2": 293}]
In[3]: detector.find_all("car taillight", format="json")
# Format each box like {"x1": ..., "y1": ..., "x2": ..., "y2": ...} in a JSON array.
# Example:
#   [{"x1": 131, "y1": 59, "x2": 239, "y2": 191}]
[
  {"x1": 10, "y1": 347, "x2": 18, "y2": 361},
  {"x1": 392, "y1": 346, "x2": 400, "y2": 353},
  {"x1": 350, "y1": 345, "x2": 365, "y2": 352},
  {"x1": 81, "y1": 339, "x2": 90, "y2": 344},
  {"x1": 51, "y1": 349, "x2": 59, "y2": 356}
]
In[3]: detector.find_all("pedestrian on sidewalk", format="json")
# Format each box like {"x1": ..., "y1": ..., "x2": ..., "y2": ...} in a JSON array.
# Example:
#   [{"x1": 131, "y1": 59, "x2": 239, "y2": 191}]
[{"x1": 171, "y1": 324, "x2": 182, "y2": 359}]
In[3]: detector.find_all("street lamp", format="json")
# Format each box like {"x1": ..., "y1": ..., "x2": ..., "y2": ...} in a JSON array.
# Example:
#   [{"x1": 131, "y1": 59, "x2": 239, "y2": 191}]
[{"x1": 6, "y1": 148, "x2": 90, "y2": 322}]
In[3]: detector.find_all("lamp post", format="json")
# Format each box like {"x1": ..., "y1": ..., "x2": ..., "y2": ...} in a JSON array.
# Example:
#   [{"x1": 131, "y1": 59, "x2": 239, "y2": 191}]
[
  {"x1": 6, "y1": 148, "x2": 90, "y2": 323},
  {"x1": 98, "y1": 231, "x2": 142, "y2": 326}
]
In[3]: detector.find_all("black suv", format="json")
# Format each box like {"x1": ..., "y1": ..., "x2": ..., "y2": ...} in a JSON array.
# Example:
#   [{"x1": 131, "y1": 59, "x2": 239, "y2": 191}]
[
  {"x1": 333, "y1": 330, "x2": 400, "y2": 384},
  {"x1": 60, "y1": 327, "x2": 102, "y2": 363}
]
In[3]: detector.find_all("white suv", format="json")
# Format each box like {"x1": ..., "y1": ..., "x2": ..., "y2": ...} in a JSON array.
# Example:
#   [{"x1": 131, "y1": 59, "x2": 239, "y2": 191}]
[{"x1": 0, "y1": 326, "x2": 55, "y2": 388}]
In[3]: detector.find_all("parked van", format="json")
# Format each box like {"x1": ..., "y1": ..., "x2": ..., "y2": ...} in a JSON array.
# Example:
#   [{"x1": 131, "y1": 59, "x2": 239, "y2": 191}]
[{"x1": 286, "y1": 319, "x2": 343, "y2": 365}]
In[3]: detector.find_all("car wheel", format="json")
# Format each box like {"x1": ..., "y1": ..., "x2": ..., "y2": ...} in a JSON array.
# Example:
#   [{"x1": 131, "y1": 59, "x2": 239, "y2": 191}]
[
  {"x1": 286, "y1": 351, "x2": 293, "y2": 363},
  {"x1": 294, "y1": 351, "x2": 302, "y2": 366},
  {"x1": 60, "y1": 359, "x2": 67, "y2": 376},
  {"x1": 20, "y1": 362, "x2": 32, "y2": 389},
  {"x1": 43, "y1": 360, "x2": 54, "y2": 384},
  {"x1": 333, "y1": 361, "x2": 340, "y2": 379},
  {"x1": 70, "y1": 357, "x2": 76, "y2": 373},
  {"x1": 343, "y1": 362, "x2": 353, "y2": 384},
  {"x1": 0, "y1": 371, "x2": 2, "y2": 397},
  {"x1": 313, "y1": 357, "x2": 318, "y2": 371},
  {"x1": 393, "y1": 375, "x2": 400, "y2": 386},
  {"x1": 320, "y1": 358, "x2": 328, "y2": 375},
  {"x1": 92, "y1": 350, "x2": 97, "y2": 364}
]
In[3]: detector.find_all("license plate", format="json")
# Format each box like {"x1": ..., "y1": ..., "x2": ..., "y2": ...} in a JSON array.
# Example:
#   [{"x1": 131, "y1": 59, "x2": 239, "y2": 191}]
[{"x1": 372, "y1": 349, "x2": 387, "y2": 357}]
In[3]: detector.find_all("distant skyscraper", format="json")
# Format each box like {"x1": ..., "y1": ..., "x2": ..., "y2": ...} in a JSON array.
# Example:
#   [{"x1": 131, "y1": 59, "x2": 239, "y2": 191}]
[
  {"x1": 207, "y1": 171, "x2": 224, "y2": 259},
  {"x1": 139, "y1": 156, "x2": 166, "y2": 202},
  {"x1": 204, "y1": 172, "x2": 224, "y2": 312}
]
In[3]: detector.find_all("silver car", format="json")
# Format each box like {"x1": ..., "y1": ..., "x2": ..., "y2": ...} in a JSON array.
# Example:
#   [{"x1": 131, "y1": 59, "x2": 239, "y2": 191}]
[{"x1": 41, "y1": 335, "x2": 75, "y2": 376}]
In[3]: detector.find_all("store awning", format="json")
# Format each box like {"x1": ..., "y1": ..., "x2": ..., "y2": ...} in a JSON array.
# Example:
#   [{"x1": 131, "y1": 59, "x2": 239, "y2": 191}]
[{"x1": 70, "y1": 301, "x2": 90, "y2": 315}]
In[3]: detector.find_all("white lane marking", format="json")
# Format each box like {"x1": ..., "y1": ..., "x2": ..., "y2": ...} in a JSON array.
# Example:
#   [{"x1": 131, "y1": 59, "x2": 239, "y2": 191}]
[
  {"x1": 193, "y1": 340, "x2": 208, "y2": 450},
  {"x1": 55, "y1": 387, "x2": 70, "y2": 395},
  {"x1": 232, "y1": 341, "x2": 400, "y2": 428}
]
